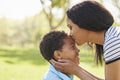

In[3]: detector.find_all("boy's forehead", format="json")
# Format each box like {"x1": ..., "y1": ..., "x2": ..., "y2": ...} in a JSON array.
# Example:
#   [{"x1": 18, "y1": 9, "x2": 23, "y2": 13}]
[
  {"x1": 64, "y1": 36, "x2": 75, "y2": 43},
  {"x1": 68, "y1": 36, "x2": 75, "y2": 41}
]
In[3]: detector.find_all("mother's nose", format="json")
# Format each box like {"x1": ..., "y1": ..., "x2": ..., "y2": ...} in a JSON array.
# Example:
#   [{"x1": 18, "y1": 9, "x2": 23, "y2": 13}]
[
  {"x1": 76, "y1": 47, "x2": 80, "y2": 53},
  {"x1": 69, "y1": 30, "x2": 73, "y2": 36}
]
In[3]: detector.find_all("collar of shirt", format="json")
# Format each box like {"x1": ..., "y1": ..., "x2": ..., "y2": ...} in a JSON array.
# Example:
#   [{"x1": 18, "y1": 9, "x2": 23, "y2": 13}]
[{"x1": 50, "y1": 64, "x2": 73, "y2": 80}]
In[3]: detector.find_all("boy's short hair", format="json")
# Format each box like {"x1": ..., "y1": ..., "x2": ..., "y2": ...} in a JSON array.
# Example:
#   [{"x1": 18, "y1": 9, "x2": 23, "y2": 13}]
[{"x1": 39, "y1": 31, "x2": 68, "y2": 61}]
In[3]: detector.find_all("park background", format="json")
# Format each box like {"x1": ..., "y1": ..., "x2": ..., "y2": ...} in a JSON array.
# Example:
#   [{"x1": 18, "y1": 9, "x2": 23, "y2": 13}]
[{"x1": 0, "y1": 0, "x2": 120, "y2": 80}]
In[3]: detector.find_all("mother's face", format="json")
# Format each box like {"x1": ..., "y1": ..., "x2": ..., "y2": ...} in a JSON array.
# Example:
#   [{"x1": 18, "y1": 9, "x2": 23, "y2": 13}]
[{"x1": 67, "y1": 18, "x2": 88, "y2": 45}]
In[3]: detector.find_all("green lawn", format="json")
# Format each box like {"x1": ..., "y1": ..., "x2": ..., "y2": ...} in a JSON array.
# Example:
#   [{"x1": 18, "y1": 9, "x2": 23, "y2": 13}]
[{"x1": 0, "y1": 47, "x2": 104, "y2": 80}]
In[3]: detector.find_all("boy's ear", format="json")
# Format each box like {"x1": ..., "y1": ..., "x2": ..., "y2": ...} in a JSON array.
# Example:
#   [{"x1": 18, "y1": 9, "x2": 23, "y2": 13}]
[{"x1": 54, "y1": 50, "x2": 61, "y2": 60}]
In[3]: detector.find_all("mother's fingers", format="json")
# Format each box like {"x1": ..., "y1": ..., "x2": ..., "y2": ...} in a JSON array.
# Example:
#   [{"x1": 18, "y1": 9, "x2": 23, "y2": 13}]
[
  {"x1": 50, "y1": 59, "x2": 65, "y2": 71},
  {"x1": 50, "y1": 59, "x2": 55, "y2": 65},
  {"x1": 50, "y1": 59, "x2": 78, "y2": 74},
  {"x1": 50, "y1": 59, "x2": 63, "y2": 67},
  {"x1": 58, "y1": 59, "x2": 71, "y2": 63},
  {"x1": 50, "y1": 59, "x2": 70, "y2": 66}
]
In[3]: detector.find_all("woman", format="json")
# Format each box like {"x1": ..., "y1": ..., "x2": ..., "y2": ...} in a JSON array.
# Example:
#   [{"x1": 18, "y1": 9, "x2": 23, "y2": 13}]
[{"x1": 50, "y1": 0, "x2": 120, "y2": 80}]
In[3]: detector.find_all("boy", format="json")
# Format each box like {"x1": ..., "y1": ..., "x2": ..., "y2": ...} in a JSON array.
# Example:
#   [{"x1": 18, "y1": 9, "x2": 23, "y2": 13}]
[{"x1": 39, "y1": 31, "x2": 79, "y2": 80}]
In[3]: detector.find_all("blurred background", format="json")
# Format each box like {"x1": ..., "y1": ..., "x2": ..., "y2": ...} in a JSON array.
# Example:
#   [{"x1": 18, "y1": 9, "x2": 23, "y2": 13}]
[{"x1": 0, "y1": 0, "x2": 120, "y2": 80}]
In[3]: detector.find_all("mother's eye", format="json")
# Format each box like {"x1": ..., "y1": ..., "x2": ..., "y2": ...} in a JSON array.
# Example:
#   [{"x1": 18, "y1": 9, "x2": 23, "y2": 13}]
[{"x1": 67, "y1": 25, "x2": 72, "y2": 30}]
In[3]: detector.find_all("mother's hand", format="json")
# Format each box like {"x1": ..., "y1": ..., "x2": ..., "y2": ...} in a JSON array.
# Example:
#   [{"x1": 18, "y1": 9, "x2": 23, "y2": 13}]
[{"x1": 50, "y1": 59, "x2": 79, "y2": 75}]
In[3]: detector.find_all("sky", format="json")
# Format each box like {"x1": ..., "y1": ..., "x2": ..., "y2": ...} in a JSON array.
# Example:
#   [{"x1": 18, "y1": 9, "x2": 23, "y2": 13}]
[
  {"x1": 0, "y1": 0, "x2": 42, "y2": 19},
  {"x1": 0, "y1": 0, "x2": 119, "y2": 21}
]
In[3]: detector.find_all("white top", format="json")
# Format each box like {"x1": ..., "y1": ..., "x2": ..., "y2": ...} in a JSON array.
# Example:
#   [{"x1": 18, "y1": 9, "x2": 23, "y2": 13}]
[{"x1": 104, "y1": 26, "x2": 120, "y2": 64}]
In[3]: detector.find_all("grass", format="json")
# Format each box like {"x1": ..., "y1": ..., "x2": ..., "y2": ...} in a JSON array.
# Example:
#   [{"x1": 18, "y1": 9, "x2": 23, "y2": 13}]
[{"x1": 0, "y1": 47, "x2": 104, "y2": 80}]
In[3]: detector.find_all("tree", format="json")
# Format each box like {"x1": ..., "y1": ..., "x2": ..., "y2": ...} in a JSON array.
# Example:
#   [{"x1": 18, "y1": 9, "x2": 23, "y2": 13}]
[
  {"x1": 40, "y1": 0, "x2": 70, "y2": 31},
  {"x1": 112, "y1": 0, "x2": 120, "y2": 18},
  {"x1": 100, "y1": 0, "x2": 120, "y2": 25},
  {"x1": 111, "y1": 0, "x2": 120, "y2": 25},
  {"x1": 112, "y1": 0, "x2": 120, "y2": 10}
]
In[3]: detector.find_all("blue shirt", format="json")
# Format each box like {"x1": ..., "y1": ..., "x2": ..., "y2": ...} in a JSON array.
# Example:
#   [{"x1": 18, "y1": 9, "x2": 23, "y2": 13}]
[{"x1": 42, "y1": 64, "x2": 73, "y2": 80}]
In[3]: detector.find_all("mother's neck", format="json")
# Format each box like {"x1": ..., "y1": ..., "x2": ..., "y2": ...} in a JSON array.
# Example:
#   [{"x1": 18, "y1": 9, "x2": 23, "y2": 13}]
[{"x1": 88, "y1": 30, "x2": 105, "y2": 45}]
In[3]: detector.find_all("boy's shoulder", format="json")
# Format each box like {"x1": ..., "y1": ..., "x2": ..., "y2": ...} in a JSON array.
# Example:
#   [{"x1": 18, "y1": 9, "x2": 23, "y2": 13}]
[
  {"x1": 42, "y1": 65, "x2": 73, "y2": 80},
  {"x1": 42, "y1": 65, "x2": 61, "y2": 80}
]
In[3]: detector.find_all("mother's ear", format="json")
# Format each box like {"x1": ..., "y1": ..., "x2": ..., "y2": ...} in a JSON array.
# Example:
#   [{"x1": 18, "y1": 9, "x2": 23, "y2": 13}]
[{"x1": 54, "y1": 50, "x2": 61, "y2": 61}]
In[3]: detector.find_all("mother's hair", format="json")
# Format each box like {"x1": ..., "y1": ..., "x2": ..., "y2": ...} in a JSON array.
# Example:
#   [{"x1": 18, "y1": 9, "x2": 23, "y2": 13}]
[
  {"x1": 66, "y1": 0, "x2": 114, "y2": 64},
  {"x1": 67, "y1": 0, "x2": 114, "y2": 31}
]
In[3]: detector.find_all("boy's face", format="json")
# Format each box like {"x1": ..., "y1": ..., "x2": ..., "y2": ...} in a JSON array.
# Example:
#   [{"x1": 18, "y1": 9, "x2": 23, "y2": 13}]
[{"x1": 54, "y1": 37, "x2": 80, "y2": 65}]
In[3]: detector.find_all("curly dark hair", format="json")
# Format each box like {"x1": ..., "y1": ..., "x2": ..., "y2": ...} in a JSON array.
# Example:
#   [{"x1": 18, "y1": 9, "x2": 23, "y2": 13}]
[
  {"x1": 66, "y1": 0, "x2": 114, "y2": 64},
  {"x1": 39, "y1": 31, "x2": 68, "y2": 61}
]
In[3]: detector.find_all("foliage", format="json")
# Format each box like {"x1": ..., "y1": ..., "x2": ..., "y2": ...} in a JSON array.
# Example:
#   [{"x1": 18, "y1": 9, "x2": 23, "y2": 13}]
[
  {"x1": 0, "y1": 0, "x2": 120, "y2": 47},
  {"x1": 112, "y1": 0, "x2": 120, "y2": 21},
  {"x1": 0, "y1": 11, "x2": 69, "y2": 47},
  {"x1": 112, "y1": 0, "x2": 120, "y2": 10},
  {"x1": 0, "y1": 13, "x2": 46, "y2": 46},
  {"x1": 40, "y1": 0, "x2": 70, "y2": 30},
  {"x1": 0, "y1": 47, "x2": 104, "y2": 80}
]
